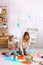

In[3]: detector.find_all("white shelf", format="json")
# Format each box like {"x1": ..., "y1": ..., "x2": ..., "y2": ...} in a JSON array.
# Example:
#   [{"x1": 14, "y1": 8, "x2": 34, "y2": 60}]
[{"x1": 27, "y1": 28, "x2": 38, "y2": 49}]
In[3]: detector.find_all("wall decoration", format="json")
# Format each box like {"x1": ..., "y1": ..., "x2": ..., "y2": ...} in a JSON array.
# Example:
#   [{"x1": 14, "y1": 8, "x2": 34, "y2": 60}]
[
  {"x1": 27, "y1": 15, "x2": 31, "y2": 21},
  {"x1": 33, "y1": 15, "x2": 38, "y2": 21},
  {"x1": 17, "y1": 22, "x2": 21, "y2": 28},
  {"x1": 21, "y1": 14, "x2": 27, "y2": 22}
]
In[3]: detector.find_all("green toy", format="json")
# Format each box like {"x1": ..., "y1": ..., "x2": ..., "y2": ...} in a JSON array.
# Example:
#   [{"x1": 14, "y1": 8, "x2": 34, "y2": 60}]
[{"x1": 24, "y1": 56, "x2": 34, "y2": 62}]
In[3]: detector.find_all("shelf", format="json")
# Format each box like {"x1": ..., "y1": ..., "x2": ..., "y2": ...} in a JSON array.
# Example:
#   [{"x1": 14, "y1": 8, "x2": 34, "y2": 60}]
[
  {"x1": 0, "y1": 6, "x2": 8, "y2": 48},
  {"x1": 27, "y1": 28, "x2": 38, "y2": 49},
  {"x1": 0, "y1": 27, "x2": 8, "y2": 30},
  {"x1": 0, "y1": 13, "x2": 7, "y2": 16},
  {"x1": 2, "y1": 36, "x2": 8, "y2": 38},
  {"x1": 0, "y1": 6, "x2": 7, "y2": 7}
]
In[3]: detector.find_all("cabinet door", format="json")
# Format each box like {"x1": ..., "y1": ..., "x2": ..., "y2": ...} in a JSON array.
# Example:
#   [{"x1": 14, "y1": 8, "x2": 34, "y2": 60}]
[
  {"x1": 0, "y1": 32, "x2": 3, "y2": 37},
  {"x1": 0, "y1": 38, "x2": 3, "y2": 48},
  {"x1": 0, "y1": 38, "x2": 3, "y2": 44},
  {"x1": 3, "y1": 39, "x2": 8, "y2": 48}
]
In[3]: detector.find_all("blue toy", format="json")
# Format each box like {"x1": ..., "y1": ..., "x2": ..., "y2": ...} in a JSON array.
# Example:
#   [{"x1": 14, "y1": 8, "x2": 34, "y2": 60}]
[{"x1": 4, "y1": 56, "x2": 21, "y2": 62}]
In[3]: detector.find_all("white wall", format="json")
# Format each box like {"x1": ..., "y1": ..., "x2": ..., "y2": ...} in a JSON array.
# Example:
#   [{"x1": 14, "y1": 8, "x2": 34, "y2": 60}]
[{"x1": 0, "y1": 0, "x2": 43, "y2": 48}]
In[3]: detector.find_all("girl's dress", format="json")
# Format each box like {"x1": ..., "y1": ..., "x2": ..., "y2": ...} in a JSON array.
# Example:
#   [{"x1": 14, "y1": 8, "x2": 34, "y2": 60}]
[{"x1": 7, "y1": 41, "x2": 19, "y2": 56}]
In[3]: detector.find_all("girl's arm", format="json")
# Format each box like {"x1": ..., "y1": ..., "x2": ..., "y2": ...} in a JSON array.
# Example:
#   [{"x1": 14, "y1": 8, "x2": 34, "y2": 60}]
[
  {"x1": 8, "y1": 45, "x2": 12, "y2": 49},
  {"x1": 20, "y1": 43, "x2": 24, "y2": 55},
  {"x1": 25, "y1": 38, "x2": 31, "y2": 52}
]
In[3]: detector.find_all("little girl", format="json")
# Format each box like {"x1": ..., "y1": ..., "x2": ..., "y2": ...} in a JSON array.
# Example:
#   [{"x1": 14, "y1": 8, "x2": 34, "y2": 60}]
[
  {"x1": 6, "y1": 35, "x2": 19, "y2": 59},
  {"x1": 19, "y1": 32, "x2": 31, "y2": 55}
]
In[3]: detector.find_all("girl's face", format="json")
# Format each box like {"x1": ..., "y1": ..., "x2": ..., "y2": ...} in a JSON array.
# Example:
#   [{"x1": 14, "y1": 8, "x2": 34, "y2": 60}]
[
  {"x1": 24, "y1": 35, "x2": 29, "y2": 41},
  {"x1": 11, "y1": 37, "x2": 14, "y2": 41}
]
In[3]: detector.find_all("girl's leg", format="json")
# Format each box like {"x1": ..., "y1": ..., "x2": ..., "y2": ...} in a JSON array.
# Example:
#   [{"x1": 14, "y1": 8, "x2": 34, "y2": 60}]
[
  {"x1": 6, "y1": 50, "x2": 14, "y2": 56},
  {"x1": 13, "y1": 50, "x2": 20, "y2": 56},
  {"x1": 17, "y1": 48, "x2": 22, "y2": 55},
  {"x1": 23, "y1": 48, "x2": 30, "y2": 55},
  {"x1": 26, "y1": 48, "x2": 30, "y2": 54}
]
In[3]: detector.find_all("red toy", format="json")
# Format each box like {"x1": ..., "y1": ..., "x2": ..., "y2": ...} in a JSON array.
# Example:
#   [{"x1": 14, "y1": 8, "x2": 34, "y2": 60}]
[
  {"x1": 21, "y1": 61, "x2": 32, "y2": 64},
  {"x1": 2, "y1": 52, "x2": 6, "y2": 55},
  {"x1": 17, "y1": 56, "x2": 24, "y2": 59}
]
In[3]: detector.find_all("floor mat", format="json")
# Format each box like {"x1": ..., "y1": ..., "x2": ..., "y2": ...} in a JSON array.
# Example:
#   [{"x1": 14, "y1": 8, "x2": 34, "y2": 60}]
[
  {"x1": 30, "y1": 51, "x2": 36, "y2": 55},
  {"x1": 4, "y1": 56, "x2": 21, "y2": 62},
  {"x1": 11, "y1": 62, "x2": 22, "y2": 65}
]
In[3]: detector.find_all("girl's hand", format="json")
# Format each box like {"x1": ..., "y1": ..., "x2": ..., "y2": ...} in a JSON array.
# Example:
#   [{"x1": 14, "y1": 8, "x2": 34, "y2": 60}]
[
  {"x1": 8, "y1": 46, "x2": 13, "y2": 50},
  {"x1": 13, "y1": 45, "x2": 16, "y2": 49},
  {"x1": 22, "y1": 51, "x2": 24, "y2": 56}
]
